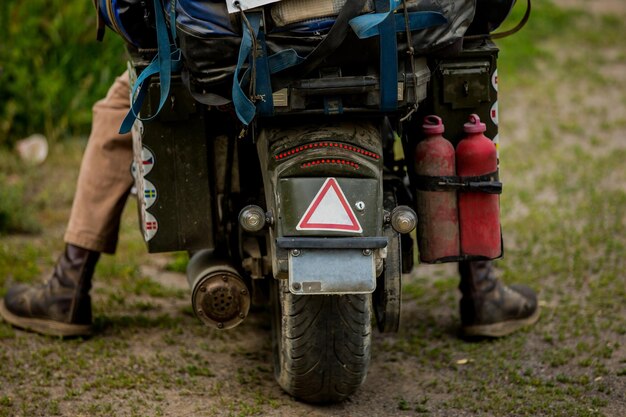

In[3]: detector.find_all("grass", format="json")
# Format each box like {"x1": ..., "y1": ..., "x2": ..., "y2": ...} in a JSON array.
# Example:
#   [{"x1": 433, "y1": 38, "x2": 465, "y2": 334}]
[
  {"x1": 1, "y1": 1, "x2": 625, "y2": 416},
  {"x1": 387, "y1": 2, "x2": 626, "y2": 415},
  {"x1": 0, "y1": 153, "x2": 41, "y2": 236}
]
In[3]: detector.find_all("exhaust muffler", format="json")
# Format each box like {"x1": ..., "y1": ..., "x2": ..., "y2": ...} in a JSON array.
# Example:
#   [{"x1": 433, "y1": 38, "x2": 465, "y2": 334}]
[{"x1": 186, "y1": 250, "x2": 251, "y2": 330}]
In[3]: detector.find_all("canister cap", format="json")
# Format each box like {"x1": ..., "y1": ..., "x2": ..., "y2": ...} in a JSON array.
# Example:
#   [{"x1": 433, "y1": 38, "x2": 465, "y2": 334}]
[
  {"x1": 423, "y1": 115, "x2": 445, "y2": 135},
  {"x1": 464, "y1": 114, "x2": 487, "y2": 133}
]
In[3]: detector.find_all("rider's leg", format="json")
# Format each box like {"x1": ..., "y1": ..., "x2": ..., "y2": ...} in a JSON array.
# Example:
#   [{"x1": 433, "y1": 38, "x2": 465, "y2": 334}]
[
  {"x1": 458, "y1": 260, "x2": 540, "y2": 338},
  {"x1": 0, "y1": 72, "x2": 133, "y2": 337},
  {"x1": 64, "y1": 71, "x2": 134, "y2": 255}
]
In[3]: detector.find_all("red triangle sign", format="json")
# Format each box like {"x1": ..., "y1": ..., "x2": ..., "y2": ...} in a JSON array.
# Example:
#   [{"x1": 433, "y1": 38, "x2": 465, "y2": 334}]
[{"x1": 297, "y1": 178, "x2": 362, "y2": 233}]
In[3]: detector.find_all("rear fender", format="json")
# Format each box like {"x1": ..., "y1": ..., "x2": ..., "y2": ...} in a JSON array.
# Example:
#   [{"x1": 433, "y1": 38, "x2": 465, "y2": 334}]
[{"x1": 257, "y1": 121, "x2": 385, "y2": 281}]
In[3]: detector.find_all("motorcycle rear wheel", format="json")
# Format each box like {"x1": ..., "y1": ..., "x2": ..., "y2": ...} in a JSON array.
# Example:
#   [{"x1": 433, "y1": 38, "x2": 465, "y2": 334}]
[{"x1": 270, "y1": 279, "x2": 372, "y2": 403}]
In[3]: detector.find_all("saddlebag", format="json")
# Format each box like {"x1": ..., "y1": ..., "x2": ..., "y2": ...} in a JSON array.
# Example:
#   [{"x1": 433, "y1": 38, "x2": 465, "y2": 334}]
[{"x1": 111, "y1": 0, "x2": 476, "y2": 130}]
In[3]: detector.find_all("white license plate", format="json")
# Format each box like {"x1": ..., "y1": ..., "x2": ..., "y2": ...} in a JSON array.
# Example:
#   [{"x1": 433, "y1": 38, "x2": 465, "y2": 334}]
[{"x1": 289, "y1": 249, "x2": 376, "y2": 295}]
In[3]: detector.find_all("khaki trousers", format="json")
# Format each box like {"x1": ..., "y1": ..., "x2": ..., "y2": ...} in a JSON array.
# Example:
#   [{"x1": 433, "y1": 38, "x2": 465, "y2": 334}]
[{"x1": 64, "y1": 72, "x2": 133, "y2": 254}]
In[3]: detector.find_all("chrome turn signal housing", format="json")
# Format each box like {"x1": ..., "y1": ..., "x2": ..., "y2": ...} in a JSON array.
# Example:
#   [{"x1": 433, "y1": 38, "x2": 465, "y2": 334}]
[
  {"x1": 390, "y1": 206, "x2": 417, "y2": 234},
  {"x1": 238, "y1": 205, "x2": 267, "y2": 232}
]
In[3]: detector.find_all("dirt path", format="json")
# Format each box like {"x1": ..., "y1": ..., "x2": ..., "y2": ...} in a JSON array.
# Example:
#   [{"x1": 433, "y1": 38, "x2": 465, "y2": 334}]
[{"x1": 1, "y1": 1, "x2": 625, "y2": 416}]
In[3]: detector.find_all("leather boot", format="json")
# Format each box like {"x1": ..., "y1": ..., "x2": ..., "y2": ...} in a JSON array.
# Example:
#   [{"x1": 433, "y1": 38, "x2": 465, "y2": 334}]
[
  {"x1": 458, "y1": 260, "x2": 540, "y2": 338},
  {"x1": 0, "y1": 244, "x2": 100, "y2": 337}
]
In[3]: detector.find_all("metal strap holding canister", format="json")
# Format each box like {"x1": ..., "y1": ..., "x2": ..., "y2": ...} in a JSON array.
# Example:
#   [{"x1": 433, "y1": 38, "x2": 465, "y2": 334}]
[{"x1": 414, "y1": 171, "x2": 502, "y2": 194}]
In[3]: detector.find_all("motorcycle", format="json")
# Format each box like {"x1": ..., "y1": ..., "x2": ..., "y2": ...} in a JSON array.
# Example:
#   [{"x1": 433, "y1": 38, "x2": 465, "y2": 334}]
[{"x1": 116, "y1": 0, "x2": 527, "y2": 404}]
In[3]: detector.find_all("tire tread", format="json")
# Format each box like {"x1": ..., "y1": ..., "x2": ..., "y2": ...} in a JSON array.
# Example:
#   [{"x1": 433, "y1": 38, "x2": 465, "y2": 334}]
[{"x1": 273, "y1": 281, "x2": 371, "y2": 403}]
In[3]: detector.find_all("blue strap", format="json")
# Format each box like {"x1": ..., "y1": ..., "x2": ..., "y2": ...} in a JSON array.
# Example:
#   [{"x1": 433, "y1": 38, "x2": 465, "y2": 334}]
[
  {"x1": 349, "y1": 0, "x2": 401, "y2": 37},
  {"x1": 268, "y1": 49, "x2": 305, "y2": 74},
  {"x1": 376, "y1": 0, "x2": 398, "y2": 112},
  {"x1": 255, "y1": 27, "x2": 274, "y2": 117},
  {"x1": 119, "y1": 0, "x2": 181, "y2": 134},
  {"x1": 233, "y1": 13, "x2": 306, "y2": 125},
  {"x1": 349, "y1": 11, "x2": 447, "y2": 39},
  {"x1": 232, "y1": 13, "x2": 262, "y2": 126},
  {"x1": 168, "y1": 0, "x2": 177, "y2": 43},
  {"x1": 348, "y1": 0, "x2": 447, "y2": 112}
]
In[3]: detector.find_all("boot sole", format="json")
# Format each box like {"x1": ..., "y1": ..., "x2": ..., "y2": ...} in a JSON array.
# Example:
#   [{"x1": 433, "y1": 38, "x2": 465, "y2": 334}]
[
  {"x1": 0, "y1": 300, "x2": 92, "y2": 337},
  {"x1": 462, "y1": 307, "x2": 541, "y2": 338}
]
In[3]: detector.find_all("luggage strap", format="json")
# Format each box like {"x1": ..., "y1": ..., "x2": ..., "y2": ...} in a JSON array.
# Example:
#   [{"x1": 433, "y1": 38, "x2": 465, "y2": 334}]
[
  {"x1": 232, "y1": 11, "x2": 273, "y2": 125},
  {"x1": 233, "y1": 0, "x2": 369, "y2": 126},
  {"x1": 119, "y1": 0, "x2": 181, "y2": 134},
  {"x1": 269, "y1": 0, "x2": 368, "y2": 92},
  {"x1": 349, "y1": 1, "x2": 447, "y2": 112},
  {"x1": 376, "y1": 0, "x2": 397, "y2": 112}
]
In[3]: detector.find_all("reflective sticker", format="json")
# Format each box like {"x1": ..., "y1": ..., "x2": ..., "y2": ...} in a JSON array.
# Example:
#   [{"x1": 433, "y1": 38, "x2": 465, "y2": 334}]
[
  {"x1": 144, "y1": 211, "x2": 158, "y2": 242},
  {"x1": 492, "y1": 69, "x2": 498, "y2": 92},
  {"x1": 490, "y1": 101, "x2": 499, "y2": 126},
  {"x1": 141, "y1": 146, "x2": 155, "y2": 175},
  {"x1": 297, "y1": 178, "x2": 362, "y2": 233},
  {"x1": 131, "y1": 124, "x2": 144, "y2": 180},
  {"x1": 143, "y1": 179, "x2": 157, "y2": 209},
  {"x1": 131, "y1": 120, "x2": 144, "y2": 143}
]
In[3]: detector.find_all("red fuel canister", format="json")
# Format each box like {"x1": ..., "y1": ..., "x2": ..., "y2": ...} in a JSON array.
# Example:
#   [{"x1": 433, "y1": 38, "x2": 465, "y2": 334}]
[
  {"x1": 456, "y1": 114, "x2": 501, "y2": 259},
  {"x1": 414, "y1": 115, "x2": 460, "y2": 262}
]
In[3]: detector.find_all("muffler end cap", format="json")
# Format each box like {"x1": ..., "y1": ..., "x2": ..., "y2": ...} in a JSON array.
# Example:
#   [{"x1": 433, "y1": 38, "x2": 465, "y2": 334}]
[{"x1": 192, "y1": 272, "x2": 250, "y2": 330}]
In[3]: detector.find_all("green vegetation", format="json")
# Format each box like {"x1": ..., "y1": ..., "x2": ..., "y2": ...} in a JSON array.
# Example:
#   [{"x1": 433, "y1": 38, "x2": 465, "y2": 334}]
[
  {"x1": 0, "y1": 151, "x2": 44, "y2": 235},
  {"x1": 0, "y1": 0, "x2": 126, "y2": 146},
  {"x1": 0, "y1": 173, "x2": 39, "y2": 235}
]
